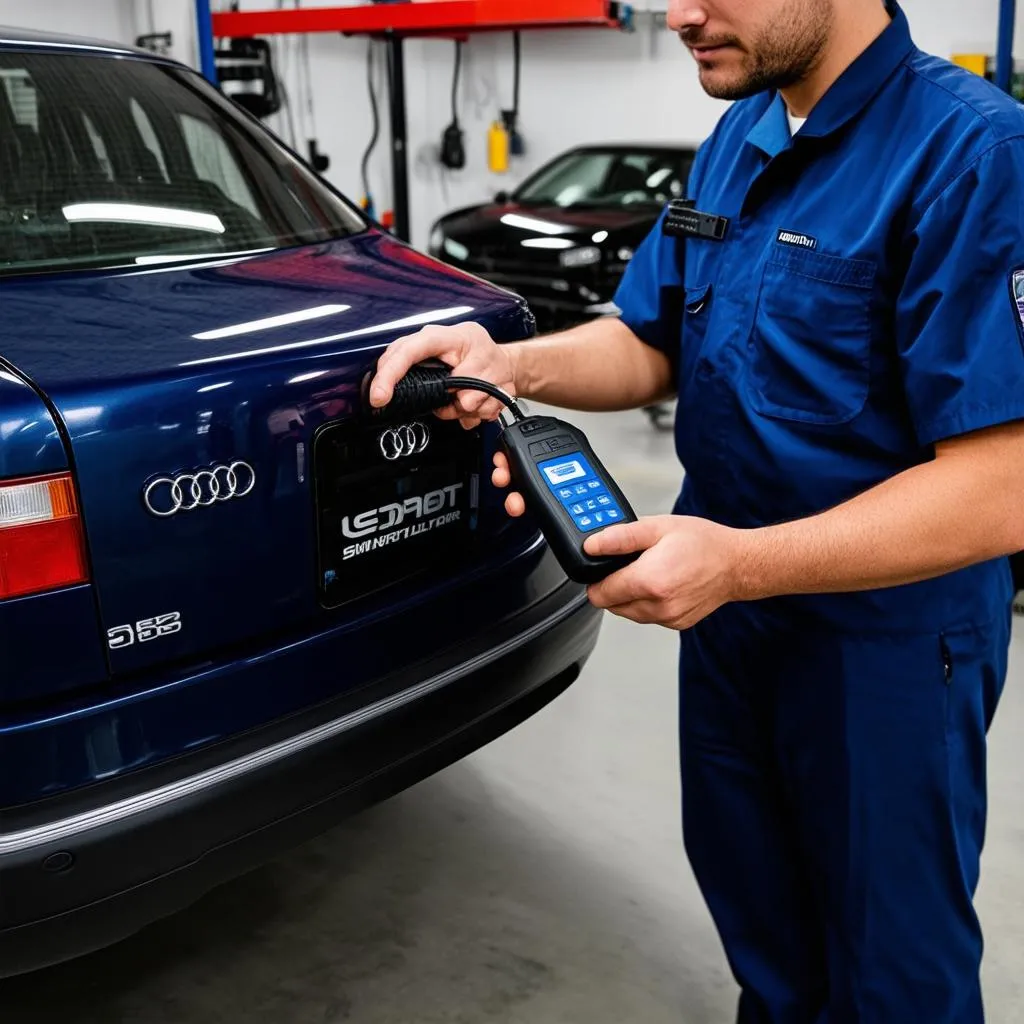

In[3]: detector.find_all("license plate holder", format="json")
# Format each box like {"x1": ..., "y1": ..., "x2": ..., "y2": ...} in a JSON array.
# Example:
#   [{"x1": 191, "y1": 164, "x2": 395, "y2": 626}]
[{"x1": 314, "y1": 417, "x2": 482, "y2": 608}]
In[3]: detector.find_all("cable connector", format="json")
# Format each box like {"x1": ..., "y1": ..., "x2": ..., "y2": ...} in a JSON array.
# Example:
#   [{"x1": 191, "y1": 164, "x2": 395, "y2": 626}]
[
  {"x1": 361, "y1": 362, "x2": 452, "y2": 419},
  {"x1": 362, "y1": 362, "x2": 524, "y2": 422}
]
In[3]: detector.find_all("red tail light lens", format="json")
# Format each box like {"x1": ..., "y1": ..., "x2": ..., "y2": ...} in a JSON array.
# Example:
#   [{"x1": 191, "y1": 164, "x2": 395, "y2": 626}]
[{"x1": 0, "y1": 474, "x2": 89, "y2": 599}]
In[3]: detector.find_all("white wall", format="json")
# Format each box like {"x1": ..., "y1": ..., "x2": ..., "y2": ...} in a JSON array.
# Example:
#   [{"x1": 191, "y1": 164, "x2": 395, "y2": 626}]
[
  {"x1": 0, "y1": 0, "x2": 141, "y2": 48},
  {"x1": 8, "y1": 1, "x2": 1024, "y2": 248}
]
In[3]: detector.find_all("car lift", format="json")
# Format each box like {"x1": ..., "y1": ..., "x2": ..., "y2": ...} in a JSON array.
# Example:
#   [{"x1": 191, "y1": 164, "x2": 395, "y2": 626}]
[{"x1": 195, "y1": 1, "x2": 635, "y2": 243}]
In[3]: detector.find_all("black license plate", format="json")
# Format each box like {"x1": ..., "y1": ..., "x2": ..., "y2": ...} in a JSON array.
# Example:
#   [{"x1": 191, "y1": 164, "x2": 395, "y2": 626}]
[{"x1": 314, "y1": 416, "x2": 483, "y2": 607}]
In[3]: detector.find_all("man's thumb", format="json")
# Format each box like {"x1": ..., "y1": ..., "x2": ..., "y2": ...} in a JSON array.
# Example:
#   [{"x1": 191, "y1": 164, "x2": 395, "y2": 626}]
[{"x1": 583, "y1": 518, "x2": 659, "y2": 557}]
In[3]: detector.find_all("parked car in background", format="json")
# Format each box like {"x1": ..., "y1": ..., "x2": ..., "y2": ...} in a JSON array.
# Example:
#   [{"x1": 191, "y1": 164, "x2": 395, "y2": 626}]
[
  {"x1": 428, "y1": 143, "x2": 696, "y2": 431},
  {"x1": 0, "y1": 28, "x2": 602, "y2": 977},
  {"x1": 427, "y1": 143, "x2": 697, "y2": 334}
]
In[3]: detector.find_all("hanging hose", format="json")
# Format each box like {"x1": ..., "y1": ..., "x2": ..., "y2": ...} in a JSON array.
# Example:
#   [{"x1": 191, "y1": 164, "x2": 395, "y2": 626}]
[
  {"x1": 440, "y1": 41, "x2": 466, "y2": 170},
  {"x1": 513, "y1": 31, "x2": 521, "y2": 120},
  {"x1": 360, "y1": 40, "x2": 381, "y2": 216},
  {"x1": 505, "y1": 32, "x2": 524, "y2": 157}
]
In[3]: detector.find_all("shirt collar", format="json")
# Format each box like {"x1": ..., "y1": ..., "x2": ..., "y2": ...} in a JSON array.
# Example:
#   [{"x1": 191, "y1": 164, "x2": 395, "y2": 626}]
[{"x1": 746, "y1": 0, "x2": 916, "y2": 157}]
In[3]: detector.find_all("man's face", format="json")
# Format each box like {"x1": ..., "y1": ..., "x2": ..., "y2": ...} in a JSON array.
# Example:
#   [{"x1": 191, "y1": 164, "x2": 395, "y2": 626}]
[{"x1": 668, "y1": 0, "x2": 835, "y2": 100}]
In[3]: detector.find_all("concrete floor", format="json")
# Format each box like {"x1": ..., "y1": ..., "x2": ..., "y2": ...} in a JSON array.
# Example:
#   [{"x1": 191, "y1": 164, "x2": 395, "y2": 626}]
[{"x1": 4, "y1": 405, "x2": 1024, "y2": 1023}]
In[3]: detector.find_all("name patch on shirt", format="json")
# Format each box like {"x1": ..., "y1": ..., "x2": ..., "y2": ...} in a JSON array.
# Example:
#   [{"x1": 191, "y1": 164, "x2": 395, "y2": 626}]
[{"x1": 777, "y1": 229, "x2": 818, "y2": 251}]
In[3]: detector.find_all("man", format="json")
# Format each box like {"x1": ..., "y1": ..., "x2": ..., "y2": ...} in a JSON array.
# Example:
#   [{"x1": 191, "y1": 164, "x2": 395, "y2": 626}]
[{"x1": 371, "y1": 2, "x2": 1024, "y2": 1020}]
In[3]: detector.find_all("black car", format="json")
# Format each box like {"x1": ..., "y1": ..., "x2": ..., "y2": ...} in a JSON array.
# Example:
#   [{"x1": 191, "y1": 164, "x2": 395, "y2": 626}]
[{"x1": 428, "y1": 143, "x2": 697, "y2": 333}]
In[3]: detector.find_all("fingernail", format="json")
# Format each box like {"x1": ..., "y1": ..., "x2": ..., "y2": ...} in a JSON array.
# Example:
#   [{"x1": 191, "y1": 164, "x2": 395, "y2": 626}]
[{"x1": 370, "y1": 385, "x2": 385, "y2": 404}]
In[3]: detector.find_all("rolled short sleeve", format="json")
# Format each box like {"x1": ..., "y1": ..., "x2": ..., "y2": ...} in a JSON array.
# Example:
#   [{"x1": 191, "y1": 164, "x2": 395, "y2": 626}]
[
  {"x1": 897, "y1": 137, "x2": 1024, "y2": 446},
  {"x1": 612, "y1": 207, "x2": 685, "y2": 369}
]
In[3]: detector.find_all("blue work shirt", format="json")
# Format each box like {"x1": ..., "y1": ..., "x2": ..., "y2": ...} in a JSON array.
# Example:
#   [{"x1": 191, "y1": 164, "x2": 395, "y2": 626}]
[{"x1": 615, "y1": 0, "x2": 1024, "y2": 631}]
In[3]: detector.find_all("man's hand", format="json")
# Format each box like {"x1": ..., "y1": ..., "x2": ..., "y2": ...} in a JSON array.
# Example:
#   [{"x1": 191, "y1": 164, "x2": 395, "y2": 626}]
[
  {"x1": 369, "y1": 322, "x2": 518, "y2": 431},
  {"x1": 582, "y1": 516, "x2": 746, "y2": 631}
]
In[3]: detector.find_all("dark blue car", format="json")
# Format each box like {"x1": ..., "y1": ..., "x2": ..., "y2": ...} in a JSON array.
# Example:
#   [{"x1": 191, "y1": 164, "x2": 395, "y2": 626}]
[{"x1": 0, "y1": 29, "x2": 601, "y2": 976}]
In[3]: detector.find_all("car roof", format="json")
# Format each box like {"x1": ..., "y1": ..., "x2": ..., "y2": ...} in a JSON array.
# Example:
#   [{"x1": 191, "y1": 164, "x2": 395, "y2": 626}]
[
  {"x1": 569, "y1": 142, "x2": 699, "y2": 155},
  {"x1": 0, "y1": 25, "x2": 175, "y2": 63}
]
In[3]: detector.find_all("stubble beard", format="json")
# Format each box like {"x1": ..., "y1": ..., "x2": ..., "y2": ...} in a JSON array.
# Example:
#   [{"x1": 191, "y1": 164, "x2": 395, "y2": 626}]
[{"x1": 695, "y1": 0, "x2": 833, "y2": 101}]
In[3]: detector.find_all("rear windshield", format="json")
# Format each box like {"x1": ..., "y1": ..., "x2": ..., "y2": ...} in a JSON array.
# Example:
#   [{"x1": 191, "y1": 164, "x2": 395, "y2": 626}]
[{"x1": 0, "y1": 51, "x2": 367, "y2": 277}]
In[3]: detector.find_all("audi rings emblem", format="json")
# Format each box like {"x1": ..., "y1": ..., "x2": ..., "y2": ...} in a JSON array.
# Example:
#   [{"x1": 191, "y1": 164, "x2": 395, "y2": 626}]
[
  {"x1": 379, "y1": 422, "x2": 430, "y2": 461},
  {"x1": 143, "y1": 461, "x2": 256, "y2": 518}
]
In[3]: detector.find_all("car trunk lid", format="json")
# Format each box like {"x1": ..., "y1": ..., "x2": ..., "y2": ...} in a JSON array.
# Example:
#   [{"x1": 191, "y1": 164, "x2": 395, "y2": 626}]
[{"x1": 0, "y1": 231, "x2": 535, "y2": 680}]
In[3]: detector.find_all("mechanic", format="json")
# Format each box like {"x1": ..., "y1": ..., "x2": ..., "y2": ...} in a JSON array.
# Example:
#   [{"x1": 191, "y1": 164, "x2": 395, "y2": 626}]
[{"x1": 370, "y1": 1, "x2": 1024, "y2": 1021}]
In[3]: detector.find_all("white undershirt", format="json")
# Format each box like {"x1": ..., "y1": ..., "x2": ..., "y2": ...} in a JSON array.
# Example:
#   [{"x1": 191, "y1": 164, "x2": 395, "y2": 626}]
[{"x1": 787, "y1": 108, "x2": 808, "y2": 136}]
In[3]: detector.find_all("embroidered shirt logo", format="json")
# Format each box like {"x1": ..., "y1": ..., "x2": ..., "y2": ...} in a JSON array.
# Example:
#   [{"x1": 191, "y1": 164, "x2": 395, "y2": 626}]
[
  {"x1": 1013, "y1": 269, "x2": 1024, "y2": 333},
  {"x1": 777, "y1": 229, "x2": 818, "y2": 250}
]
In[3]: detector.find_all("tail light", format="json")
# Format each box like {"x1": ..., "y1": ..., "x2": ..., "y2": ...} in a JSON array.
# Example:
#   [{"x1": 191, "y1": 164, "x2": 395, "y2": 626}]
[{"x1": 0, "y1": 473, "x2": 89, "y2": 600}]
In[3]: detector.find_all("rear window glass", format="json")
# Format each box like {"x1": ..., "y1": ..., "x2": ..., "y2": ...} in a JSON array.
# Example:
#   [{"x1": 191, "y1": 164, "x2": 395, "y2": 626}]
[{"x1": 0, "y1": 51, "x2": 366, "y2": 277}]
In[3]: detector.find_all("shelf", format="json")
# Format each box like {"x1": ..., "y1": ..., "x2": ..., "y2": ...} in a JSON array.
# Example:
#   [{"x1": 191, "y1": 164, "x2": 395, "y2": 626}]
[{"x1": 210, "y1": 1, "x2": 625, "y2": 40}]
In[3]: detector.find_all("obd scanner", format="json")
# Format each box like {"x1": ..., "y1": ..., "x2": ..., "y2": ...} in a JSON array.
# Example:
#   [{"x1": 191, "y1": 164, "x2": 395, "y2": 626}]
[{"x1": 364, "y1": 362, "x2": 640, "y2": 584}]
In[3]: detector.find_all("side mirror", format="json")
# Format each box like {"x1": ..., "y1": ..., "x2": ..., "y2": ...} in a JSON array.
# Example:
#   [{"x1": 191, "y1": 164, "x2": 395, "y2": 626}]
[{"x1": 494, "y1": 191, "x2": 510, "y2": 204}]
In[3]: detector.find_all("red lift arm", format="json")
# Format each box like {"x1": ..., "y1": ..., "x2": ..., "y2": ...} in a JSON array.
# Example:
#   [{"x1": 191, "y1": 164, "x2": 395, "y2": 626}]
[{"x1": 210, "y1": 1, "x2": 623, "y2": 40}]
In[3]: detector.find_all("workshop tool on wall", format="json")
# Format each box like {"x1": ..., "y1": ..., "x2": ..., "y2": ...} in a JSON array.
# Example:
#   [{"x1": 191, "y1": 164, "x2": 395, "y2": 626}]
[
  {"x1": 214, "y1": 36, "x2": 282, "y2": 118},
  {"x1": 502, "y1": 32, "x2": 525, "y2": 158},
  {"x1": 488, "y1": 32, "x2": 524, "y2": 172},
  {"x1": 488, "y1": 118, "x2": 510, "y2": 173},
  {"x1": 440, "y1": 41, "x2": 467, "y2": 170}
]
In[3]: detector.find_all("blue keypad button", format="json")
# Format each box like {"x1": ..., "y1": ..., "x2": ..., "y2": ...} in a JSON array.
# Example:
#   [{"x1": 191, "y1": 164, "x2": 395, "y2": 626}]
[
  {"x1": 574, "y1": 484, "x2": 589, "y2": 496},
  {"x1": 559, "y1": 487, "x2": 574, "y2": 499},
  {"x1": 588, "y1": 480, "x2": 601, "y2": 490},
  {"x1": 571, "y1": 503, "x2": 584, "y2": 515},
  {"x1": 598, "y1": 495, "x2": 611, "y2": 506},
  {"x1": 578, "y1": 515, "x2": 594, "y2": 529},
  {"x1": 606, "y1": 509, "x2": 621, "y2": 521},
  {"x1": 584, "y1": 499, "x2": 599, "y2": 512}
]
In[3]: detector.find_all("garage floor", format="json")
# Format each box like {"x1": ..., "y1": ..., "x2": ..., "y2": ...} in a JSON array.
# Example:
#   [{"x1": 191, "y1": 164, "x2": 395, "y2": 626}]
[{"x1": 4, "y1": 405, "x2": 1024, "y2": 1023}]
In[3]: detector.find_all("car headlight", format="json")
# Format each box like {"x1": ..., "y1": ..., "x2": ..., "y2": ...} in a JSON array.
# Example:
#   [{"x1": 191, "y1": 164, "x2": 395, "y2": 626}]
[
  {"x1": 429, "y1": 225, "x2": 444, "y2": 252},
  {"x1": 443, "y1": 237, "x2": 470, "y2": 262},
  {"x1": 559, "y1": 246, "x2": 601, "y2": 269},
  {"x1": 616, "y1": 246, "x2": 635, "y2": 263}
]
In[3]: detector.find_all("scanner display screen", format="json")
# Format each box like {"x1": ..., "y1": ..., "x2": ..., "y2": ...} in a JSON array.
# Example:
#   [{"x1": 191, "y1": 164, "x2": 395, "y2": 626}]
[{"x1": 537, "y1": 452, "x2": 625, "y2": 532}]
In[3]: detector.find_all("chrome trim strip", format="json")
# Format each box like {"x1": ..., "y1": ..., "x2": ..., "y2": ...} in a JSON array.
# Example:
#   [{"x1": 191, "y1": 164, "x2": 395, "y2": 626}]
[{"x1": 0, "y1": 588, "x2": 591, "y2": 856}]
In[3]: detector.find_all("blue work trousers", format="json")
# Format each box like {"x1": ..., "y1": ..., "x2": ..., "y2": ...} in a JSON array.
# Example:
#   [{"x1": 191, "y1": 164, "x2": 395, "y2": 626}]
[{"x1": 679, "y1": 601, "x2": 1010, "y2": 1024}]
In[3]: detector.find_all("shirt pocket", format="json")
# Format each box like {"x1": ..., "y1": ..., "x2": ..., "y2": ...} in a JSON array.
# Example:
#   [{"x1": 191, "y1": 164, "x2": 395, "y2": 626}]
[
  {"x1": 679, "y1": 281, "x2": 714, "y2": 384},
  {"x1": 746, "y1": 245, "x2": 877, "y2": 426}
]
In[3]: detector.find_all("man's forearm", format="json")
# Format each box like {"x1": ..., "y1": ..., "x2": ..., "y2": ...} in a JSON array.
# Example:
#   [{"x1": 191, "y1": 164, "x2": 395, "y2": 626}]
[
  {"x1": 508, "y1": 317, "x2": 675, "y2": 412},
  {"x1": 733, "y1": 422, "x2": 1024, "y2": 602}
]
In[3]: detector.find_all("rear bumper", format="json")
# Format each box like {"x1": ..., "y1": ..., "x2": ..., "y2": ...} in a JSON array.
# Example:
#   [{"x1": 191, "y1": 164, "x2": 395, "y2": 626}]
[{"x1": 0, "y1": 573, "x2": 601, "y2": 978}]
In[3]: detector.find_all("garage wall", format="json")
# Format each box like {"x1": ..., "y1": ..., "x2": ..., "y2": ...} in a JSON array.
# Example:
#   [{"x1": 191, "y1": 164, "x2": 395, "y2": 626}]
[
  {"x1": 74, "y1": 0, "x2": 1024, "y2": 248},
  {"x1": 0, "y1": 0, "x2": 141, "y2": 47}
]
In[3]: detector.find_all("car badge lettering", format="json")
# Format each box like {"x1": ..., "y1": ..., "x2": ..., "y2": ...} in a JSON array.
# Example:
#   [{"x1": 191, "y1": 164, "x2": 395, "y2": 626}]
[
  {"x1": 107, "y1": 611, "x2": 182, "y2": 649},
  {"x1": 341, "y1": 484, "x2": 463, "y2": 540},
  {"x1": 143, "y1": 461, "x2": 256, "y2": 518},
  {"x1": 379, "y1": 422, "x2": 430, "y2": 461}
]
